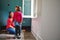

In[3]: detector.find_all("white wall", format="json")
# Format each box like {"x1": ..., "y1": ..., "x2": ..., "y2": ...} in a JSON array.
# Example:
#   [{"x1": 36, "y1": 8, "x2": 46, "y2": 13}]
[
  {"x1": 32, "y1": 0, "x2": 42, "y2": 40},
  {"x1": 32, "y1": 0, "x2": 60, "y2": 40}
]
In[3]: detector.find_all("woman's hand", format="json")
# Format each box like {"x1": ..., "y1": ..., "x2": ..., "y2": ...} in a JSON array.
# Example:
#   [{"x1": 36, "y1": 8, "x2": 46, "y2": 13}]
[{"x1": 10, "y1": 26, "x2": 14, "y2": 28}]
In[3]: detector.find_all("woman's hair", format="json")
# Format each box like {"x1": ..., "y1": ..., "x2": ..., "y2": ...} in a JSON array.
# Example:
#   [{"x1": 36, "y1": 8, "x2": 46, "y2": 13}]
[
  {"x1": 15, "y1": 6, "x2": 21, "y2": 11},
  {"x1": 9, "y1": 11, "x2": 12, "y2": 18}
]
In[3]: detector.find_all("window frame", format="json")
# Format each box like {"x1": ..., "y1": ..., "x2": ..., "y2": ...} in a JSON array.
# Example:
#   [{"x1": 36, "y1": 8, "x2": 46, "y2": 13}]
[{"x1": 22, "y1": 0, "x2": 37, "y2": 18}]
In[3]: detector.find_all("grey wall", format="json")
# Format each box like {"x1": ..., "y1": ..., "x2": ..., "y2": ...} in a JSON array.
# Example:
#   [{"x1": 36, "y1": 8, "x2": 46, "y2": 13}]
[{"x1": 32, "y1": 0, "x2": 60, "y2": 40}]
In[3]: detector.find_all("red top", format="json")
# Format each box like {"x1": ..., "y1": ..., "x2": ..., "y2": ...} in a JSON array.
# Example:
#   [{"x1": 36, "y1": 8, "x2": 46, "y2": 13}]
[
  {"x1": 13, "y1": 11, "x2": 22, "y2": 23},
  {"x1": 6, "y1": 18, "x2": 14, "y2": 29}
]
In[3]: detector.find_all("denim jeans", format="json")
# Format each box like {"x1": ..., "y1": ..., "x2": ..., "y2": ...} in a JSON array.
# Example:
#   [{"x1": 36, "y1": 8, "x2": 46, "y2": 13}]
[
  {"x1": 14, "y1": 20, "x2": 22, "y2": 36},
  {"x1": 7, "y1": 28, "x2": 16, "y2": 34}
]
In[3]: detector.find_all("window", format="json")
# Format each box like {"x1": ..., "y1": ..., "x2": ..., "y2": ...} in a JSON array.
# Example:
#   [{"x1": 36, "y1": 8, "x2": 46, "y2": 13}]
[{"x1": 22, "y1": 0, "x2": 37, "y2": 18}]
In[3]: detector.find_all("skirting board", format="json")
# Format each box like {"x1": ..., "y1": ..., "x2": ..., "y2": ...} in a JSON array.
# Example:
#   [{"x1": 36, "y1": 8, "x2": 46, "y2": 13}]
[{"x1": 31, "y1": 31, "x2": 43, "y2": 40}]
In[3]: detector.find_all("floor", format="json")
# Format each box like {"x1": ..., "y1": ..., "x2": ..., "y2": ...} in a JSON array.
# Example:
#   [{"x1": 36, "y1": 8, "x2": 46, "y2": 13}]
[
  {"x1": 0, "y1": 31, "x2": 24, "y2": 40},
  {"x1": 0, "y1": 30, "x2": 36, "y2": 40},
  {"x1": 24, "y1": 31, "x2": 36, "y2": 40}
]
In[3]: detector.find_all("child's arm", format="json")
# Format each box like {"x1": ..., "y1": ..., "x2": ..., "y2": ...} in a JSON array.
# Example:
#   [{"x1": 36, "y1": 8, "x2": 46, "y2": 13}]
[{"x1": 21, "y1": 13, "x2": 23, "y2": 24}]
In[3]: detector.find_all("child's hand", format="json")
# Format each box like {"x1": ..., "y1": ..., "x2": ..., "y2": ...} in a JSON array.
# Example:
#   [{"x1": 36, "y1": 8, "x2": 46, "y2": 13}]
[
  {"x1": 20, "y1": 20, "x2": 23, "y2": 24},
  {"x1": 10, "y1": 26, "x2": 14, "y2": 28},
  {"x1": 20, "y1": 22, "x2": 22, "y2": 24}
]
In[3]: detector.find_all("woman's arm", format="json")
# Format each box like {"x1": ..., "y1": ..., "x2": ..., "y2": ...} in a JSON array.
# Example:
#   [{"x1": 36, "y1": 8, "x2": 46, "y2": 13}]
[{"x1": 7, "y1": 19, "x2": 15, "y2": 28}]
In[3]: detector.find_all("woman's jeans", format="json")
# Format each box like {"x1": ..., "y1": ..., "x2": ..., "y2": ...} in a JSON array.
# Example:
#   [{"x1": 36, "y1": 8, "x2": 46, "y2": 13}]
[
  {"x1": 14, "y1": 21, "x2": 22, "y2": 36},
  {"x1": 7, "y1": 28, "x2": 16, "y2": 34}
]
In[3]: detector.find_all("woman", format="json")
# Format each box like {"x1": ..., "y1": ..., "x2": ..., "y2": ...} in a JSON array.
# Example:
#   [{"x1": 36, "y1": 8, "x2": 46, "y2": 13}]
[{"x1": 6, "y1": 11, "x2": 15, "y2": 34}]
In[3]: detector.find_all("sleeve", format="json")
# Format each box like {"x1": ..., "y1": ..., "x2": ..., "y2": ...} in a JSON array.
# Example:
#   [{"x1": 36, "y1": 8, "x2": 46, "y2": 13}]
[
  {"x1": 20, "y1": 12, "x2": 23, "y2": 22},
  {"x1": 7, "y1": 19, "x2": 11, "y2": 27},
  {"x1": 11, "y1": 22, "x2": 15, "y2": 27}
]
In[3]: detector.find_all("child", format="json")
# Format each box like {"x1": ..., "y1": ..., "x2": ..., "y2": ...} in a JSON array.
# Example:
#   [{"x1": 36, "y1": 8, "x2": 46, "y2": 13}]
[
  {"x1": 6, "y1": 11, "x2": 15, "y2": 34},
  {"x1": 13, "y1": 6, "x2": 23, "y2": 38}
]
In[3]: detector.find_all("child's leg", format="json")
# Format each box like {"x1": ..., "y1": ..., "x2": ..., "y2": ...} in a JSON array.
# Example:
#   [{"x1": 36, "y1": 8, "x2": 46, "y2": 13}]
[
  {"x1": 19, "y1": 23, "x2": 22, "y2": 35},
  {"x1": 14, "y1": 21, "x2": 19, "y2": 36},
  {"x1": 15, "y1": 26, "x2": 18, "y2": 36},
  {"x1": 18, "y1": 25, "x2": 20, "y2": 35},
  {"x1": 14, "y1": 21, "x2": 22, "y2": 36}
]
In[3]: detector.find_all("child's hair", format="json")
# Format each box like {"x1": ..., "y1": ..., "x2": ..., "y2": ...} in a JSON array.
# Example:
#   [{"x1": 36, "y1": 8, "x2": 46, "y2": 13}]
[
  {"x1": 15, "y1": 6, "x2": 21, "y2": 11},
  {"x1": 9, "y1": 11, "x2": 12, "y2": 18}
]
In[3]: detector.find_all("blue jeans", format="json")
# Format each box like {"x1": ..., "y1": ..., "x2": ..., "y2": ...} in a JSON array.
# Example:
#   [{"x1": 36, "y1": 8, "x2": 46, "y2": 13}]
[
  {"x1": 14, "y1": 21, "x2": 22, "y2": 36},
  {"x1": 7, "y1": 28, "x2": 16, "y2": 34}
]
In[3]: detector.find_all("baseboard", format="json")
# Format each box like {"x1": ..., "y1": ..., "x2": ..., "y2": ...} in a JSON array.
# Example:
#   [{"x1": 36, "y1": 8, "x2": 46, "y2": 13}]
[{"x1": 31, "y1": 31, "x2": 43, "y2": 40}]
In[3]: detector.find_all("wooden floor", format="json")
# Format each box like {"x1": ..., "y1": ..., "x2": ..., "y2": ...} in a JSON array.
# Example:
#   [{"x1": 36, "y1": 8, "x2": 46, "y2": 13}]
[
  {"x1": 24, "y1": 31, "x2": 36, "y2": 40},
  {"x1": 0, "y1": 30, "x2": 36, "y2": 40}
]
